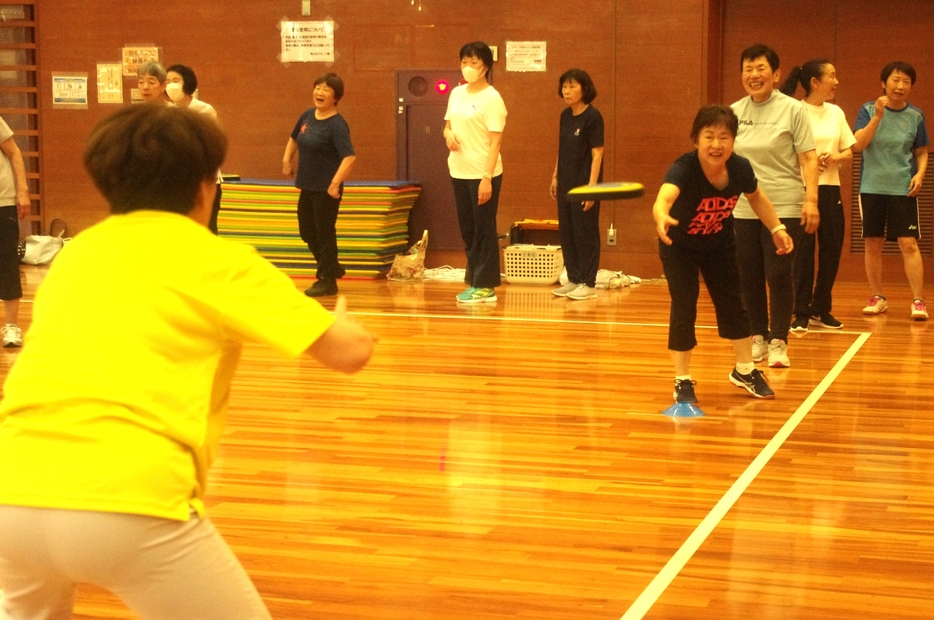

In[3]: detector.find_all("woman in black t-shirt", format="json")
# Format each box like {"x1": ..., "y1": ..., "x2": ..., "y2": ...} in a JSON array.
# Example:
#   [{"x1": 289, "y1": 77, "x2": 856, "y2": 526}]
[
  {"x1": 549, "y1": 69, "x2": 604, "y2": 300},
  {"x1": 652, "y1": 105, "x2": 792, "y2": 405},
  {"x1": 282, "y1": 73, "x2": 356, "y2": 298}
]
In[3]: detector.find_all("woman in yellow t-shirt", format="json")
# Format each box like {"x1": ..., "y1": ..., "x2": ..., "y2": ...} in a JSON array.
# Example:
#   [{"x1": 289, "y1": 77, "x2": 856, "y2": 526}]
[{"x1": 0, "y1": 104, "x2": 376, "y2": 619}]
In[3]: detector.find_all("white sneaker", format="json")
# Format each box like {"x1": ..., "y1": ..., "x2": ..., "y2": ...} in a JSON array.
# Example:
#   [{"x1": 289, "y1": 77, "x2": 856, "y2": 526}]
[
  {"x1": 2, "y1": 323, "x2": 22, "y2": 348},
  {"x1": 552, "y1": 282, "x2": 579, "y2": 297},
  {"x1": 567, "y1": 285, "x2": 597, "y2": 300},
  {"x1": 751, "y1": 335, "x2": 767, "y2": 362},
  {"x1": 768, "y1": 338, "x2": 790, "y2": 368},
  {"x1": 862, "y1": 295, "x2": 888, "y2": 315}
]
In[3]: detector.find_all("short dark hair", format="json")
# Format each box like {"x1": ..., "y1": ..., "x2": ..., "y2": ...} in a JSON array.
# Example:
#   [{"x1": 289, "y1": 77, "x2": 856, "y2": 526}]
[
  {"x1": 459, "y1": 41, "x2": 494, "y2": 82},
  {"x1": 558, "y1": 68, "x2": 597, "y2": 104},
  {"x1": 166, "y1": 64, "x2": 198, "y2": 96},
  {"x1": 314, "y1": 72, "x2": 345, "y2": 102},
  {"x1": 690, "y1": 105, "x2": 739, "y2": 142},
  {"x1": 779, "y1": 59, "x2": 832, "y2": 97},
  {"x1": 137, "y1": 60, "x2": 166, "y2": 83},
  {"x1": 740, "y1": 44, "x2": 779, "y2": 72},
  {"x1": 881, "y1": 61, "x2": 916, "y2": 85},
  {"x1": 84, "y1": 104, "x2": 227, "y2": 215}
]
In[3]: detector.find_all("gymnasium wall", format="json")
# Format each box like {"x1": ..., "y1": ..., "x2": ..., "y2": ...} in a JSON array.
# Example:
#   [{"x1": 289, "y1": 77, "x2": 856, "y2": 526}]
[
  {"x1": 34, "y1": 0, "x2": 933, "y2": 280},
  {"x1": 35, "y1": 0, "x2": 715, "y2": 277},
  {"x1": 720, "y1": 0, "x2": 934, "y2": 282}
]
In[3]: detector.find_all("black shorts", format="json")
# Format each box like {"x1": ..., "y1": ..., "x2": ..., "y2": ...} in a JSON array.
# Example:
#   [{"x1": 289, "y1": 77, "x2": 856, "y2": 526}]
[
  {"x1": 0, "y1": 205, "x2": 22, "y2": 301},
  {"x1": 859, "y1": 193, "x2": 920, "y2": 241}
]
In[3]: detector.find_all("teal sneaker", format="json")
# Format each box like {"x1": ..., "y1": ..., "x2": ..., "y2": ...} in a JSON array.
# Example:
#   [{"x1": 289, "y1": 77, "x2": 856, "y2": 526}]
[{"x1": 456, "y1": 287, "x2": 497, "y2": 303}]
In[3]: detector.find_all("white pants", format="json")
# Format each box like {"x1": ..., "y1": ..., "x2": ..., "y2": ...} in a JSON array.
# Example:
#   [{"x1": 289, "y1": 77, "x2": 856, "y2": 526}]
[{"x1": 0, "y1": 505, "x2": 272, "y2": 620}]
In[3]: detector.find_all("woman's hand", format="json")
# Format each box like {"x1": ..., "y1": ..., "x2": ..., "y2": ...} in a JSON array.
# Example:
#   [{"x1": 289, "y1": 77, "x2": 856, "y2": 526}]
[
  {"x1": 328, "y1": 182, "x2": 341, "y2": 199},
  {"x1": 582, "y1": 200, "x2": 595, "y2": 212},
  {"x1": 549, "y1": 177, "x2": 557, "y2": 200},
  {"x1": 772, "y1": 229, "x2": 794, "y2": 255},
  {"x1": 478, "y1": 177, "x2": 492, "y2": 205},
  {"x1": 655, "y1": 213, "x2": 678, "y2": 245},
  {"x1": 444, "y1": 128, "x2": 460, "y2": 152},
  {"x1": 283, "y1": 160, "x2": 294, "y2": 178}
]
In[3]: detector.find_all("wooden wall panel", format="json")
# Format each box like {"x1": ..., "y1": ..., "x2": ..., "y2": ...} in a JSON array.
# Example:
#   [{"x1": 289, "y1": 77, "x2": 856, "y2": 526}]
[
  {"x1": 34, "y1": 0, "x2": 717, "y2": 278},
  {"x1": 721, "y1": 0, "x2": 934, "y2": 283}
]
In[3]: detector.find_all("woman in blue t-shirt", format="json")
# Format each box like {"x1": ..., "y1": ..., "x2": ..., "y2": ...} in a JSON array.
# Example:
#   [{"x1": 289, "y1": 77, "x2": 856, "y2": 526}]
[
  {"x1": 283, "y1": 73, "x2": 356, "y2": 298},
  {"x1": 652, "y1": 105, "x2": 792, "y2": 405}
]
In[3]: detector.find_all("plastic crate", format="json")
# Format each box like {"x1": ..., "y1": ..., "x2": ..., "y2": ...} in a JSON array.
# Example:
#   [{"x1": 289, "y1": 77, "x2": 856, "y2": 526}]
[{"x1": 503, "y1": 244, "x2": 564, "y2": 284}]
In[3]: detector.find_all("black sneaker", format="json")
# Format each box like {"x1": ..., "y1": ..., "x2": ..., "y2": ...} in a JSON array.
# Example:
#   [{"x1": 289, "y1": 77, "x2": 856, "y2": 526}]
[
  {"x1": 790, "y1": 315, "x2": 810, "y2": 333},
  {"x1": 304, "y1": 278, "x2": 338, "y2": 298},
  {"x1": 809, "y1": 313, "x2": 843, "y2": 329},
  {"x1": 673, "y1": 379, "x2": 698, "y2": 404},
  {"x1": 729, "y1": 368, "x2": 775, "y2": 399}
]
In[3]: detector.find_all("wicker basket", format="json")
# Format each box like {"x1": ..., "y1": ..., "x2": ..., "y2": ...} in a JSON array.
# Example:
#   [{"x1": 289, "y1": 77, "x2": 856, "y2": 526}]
[{"x1": 503, "y1": 244, "x2": 564, "y2": 284}]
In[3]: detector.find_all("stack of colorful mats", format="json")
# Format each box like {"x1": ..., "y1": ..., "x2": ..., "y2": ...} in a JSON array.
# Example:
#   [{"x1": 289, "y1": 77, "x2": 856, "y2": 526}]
[{"x1": 218, "y1": 179, "x2": 421, "y2": 279}]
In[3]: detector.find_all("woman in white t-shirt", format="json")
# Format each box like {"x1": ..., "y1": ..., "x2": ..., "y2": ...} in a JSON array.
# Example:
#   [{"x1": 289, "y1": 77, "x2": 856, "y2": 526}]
[
  {"x1": 780, "y1": 60, "x2": 856, "y2": 331},
  {"x1": 443, "y1": 41, "x2": 507, "y2": 304},
  {"x1": 166, "y1": 64, "x2": 224, "y2": 234}
]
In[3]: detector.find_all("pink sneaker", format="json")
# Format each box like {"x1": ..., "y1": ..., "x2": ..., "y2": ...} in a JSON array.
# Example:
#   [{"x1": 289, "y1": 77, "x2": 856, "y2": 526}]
[
  {"x1": 862, "y1": 295, "x2": 888, "y2": 315},
  {"x1": 911, "y1": 299, "x2": 929, "y2": 321}
]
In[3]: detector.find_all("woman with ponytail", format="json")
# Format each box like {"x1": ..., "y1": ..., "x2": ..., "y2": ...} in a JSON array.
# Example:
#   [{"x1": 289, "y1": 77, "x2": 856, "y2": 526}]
[{"x1": 780, "y1": 60, "x2": 856, "y2": 331}]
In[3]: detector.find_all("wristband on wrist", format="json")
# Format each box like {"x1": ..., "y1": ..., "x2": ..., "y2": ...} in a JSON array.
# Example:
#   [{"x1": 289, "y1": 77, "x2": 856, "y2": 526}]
[{"x1": 770, "y1": 224, "x2": 787, "y2": 235}]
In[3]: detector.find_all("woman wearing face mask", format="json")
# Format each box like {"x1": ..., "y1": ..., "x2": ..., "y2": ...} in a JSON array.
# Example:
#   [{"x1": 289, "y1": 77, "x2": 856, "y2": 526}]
[
  {"x1": 780, "y1": 60, "x2": 856, "y2": 332},
  {"x1": 166, "y1": 64, "x2": 224, "y2": 234},
  {"x1": 443, "y1": 41, "x2": 507, "y2": 304},
  {"x1": 549, "y1": 68, "x2": 604, "y2": 300}
]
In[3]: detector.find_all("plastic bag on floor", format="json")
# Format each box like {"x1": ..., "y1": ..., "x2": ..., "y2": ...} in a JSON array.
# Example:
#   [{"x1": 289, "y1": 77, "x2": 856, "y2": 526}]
[{"x1": 388, "y1": 230, "x2": 428, "y2": 281}]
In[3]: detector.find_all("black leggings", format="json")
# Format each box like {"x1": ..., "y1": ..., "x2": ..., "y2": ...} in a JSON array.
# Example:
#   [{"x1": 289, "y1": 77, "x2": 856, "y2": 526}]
[
  {"x1": 734, "y1": 217, "x2": 804, "y2": 343},
  {"x1": 297, "y1": 190, "x2": 345, "y2": 281},
  {"x1": 660, "y1": 234, "x2": 750, "y2": 351},
  {"x1": 556, "y1": 195, "x2": 600, "y2": 288},
  {"x1": 452, "y1": 175, "x2": 503, "y2": 289},
  {"x1": 794, "y1": 185, "x2": 844, "y2": 317},
  {"x1": 0, "y1": 205, "x2": 22, "y2": 301}
]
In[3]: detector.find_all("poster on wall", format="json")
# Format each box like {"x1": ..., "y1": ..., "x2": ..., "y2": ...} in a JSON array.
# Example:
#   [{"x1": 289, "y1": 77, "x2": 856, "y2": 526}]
[
  {"x1": 505, "y1": 41, "x2": 547, "y2": 72},
  {"x1": 122, "y1": 45, "x2": 160, "y2": 77},
  {"x1": 280, "y1": 20, "x2": 335, "y2": 63},
  {"x1": 97, "y1": 62, "x2": 123, "y2": 104},
  {"x1": 51, "y1": 73, "x2": 89, "y2": 109}
]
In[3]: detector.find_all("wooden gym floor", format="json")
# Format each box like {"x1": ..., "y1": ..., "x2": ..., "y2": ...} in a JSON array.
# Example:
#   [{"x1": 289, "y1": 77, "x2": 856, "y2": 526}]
[{"x1": 2, "y1": 266, "x2": 932, "y2": 619}]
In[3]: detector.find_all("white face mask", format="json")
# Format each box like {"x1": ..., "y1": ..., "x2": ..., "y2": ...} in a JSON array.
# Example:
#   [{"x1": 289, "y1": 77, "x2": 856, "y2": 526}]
[
  {"x1": 461, "y1": 65, "x2": 484, "y2": 84},
  {"x1": 166, "y1": 82, "x2": 186, "y2": 101}
]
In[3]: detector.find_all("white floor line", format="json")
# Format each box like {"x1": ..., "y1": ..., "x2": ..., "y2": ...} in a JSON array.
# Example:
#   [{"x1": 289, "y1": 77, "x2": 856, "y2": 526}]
[
  {"x1": 352, "y1": 310, "x2": 864, "y2": 334},
  {"x1": 619, "y1": 331, "x2": 871, "y2": 620},
  {"x1": 351, "y1": 310, "x2": 669, "y2": 328}
]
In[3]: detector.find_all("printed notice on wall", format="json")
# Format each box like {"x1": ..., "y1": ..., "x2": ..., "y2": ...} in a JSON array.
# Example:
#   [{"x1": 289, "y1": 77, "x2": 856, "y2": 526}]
[
  {"x1": 122, "y1": 45, "x2": 160, "y2": 77},
  {"x1": 51, "y1": 73, "x2": 89, "y2": 109},
  {"x1": 280, "y1": 20, "x2": 335, "y2": 63},
  {"x1": 505, "y1": 41, "x2": 547, "y2": 72},
  {"x1": 97, "y1": 63, "x2": 124, "y2": 104}
]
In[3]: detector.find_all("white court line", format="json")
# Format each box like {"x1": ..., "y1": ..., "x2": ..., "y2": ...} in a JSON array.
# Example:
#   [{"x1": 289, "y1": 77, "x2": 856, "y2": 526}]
[
  {"x1": 352, "y1": 310, "x2": 669, "y2": 329},
  {"x1": 619, "y1": 331, "x2": 871, "y2": 620},
  {"x1": 352, "y1": 310, "x2": 865, "y2": 334}
]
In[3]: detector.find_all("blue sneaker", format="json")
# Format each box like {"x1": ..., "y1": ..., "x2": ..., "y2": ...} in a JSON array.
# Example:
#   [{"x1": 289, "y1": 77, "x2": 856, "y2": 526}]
[
  {"x1": 456, "y1": 287, "x2": 497, "y2": 303},
  {"x1": 729, "y1": 367, "x2": 775, "y2": 399}
]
